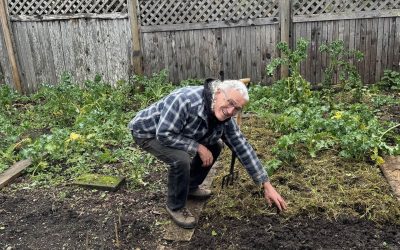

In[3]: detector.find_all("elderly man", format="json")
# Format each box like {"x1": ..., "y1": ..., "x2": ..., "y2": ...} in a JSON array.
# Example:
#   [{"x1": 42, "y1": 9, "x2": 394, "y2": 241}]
[{"x1": 129, "y1": 78, "x2": 287, "y2": 229}]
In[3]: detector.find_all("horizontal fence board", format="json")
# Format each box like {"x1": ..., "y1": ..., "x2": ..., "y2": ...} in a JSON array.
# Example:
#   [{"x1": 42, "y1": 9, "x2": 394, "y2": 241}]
[
  {"x1": 294, "y1": 10, "x2": 400, "y2": 23},
  {"x1": 141, "y1": 17, "x2": 279, "y2": 33},
  {"x1": 10, "y1": 13, "x2": 128, "y2": 22}
]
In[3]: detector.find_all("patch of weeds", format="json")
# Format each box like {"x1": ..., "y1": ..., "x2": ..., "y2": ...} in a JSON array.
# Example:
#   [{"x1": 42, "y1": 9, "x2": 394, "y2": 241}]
[
  {"x1": 0, "y1": 71, "x2": 179, "y2": 189},
  {"x1": 207, "y1": 117, "x2": 400, "y2": 224}
]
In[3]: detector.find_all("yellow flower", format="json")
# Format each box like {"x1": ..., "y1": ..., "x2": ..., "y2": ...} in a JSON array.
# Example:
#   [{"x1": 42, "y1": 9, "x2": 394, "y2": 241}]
[
  {"x1": 332, "y1": 111, "x2": 343, "y2": 120},
  {"x1": 69, "y1": 132, "x2": 82, "y2": 141},
  {"x1": 375, "y1": 156, "x2": 385, "y2": 166}
]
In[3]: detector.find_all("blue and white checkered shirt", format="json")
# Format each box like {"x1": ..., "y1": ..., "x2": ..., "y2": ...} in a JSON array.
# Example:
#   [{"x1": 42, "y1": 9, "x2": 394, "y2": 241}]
[{"x1": 128, "y1": 86, "x2": 269, "y2": 184}]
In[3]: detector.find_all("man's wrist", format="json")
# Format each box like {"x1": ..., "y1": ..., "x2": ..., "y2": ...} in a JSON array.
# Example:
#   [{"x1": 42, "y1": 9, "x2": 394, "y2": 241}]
[{"x1": 263, "y1": 181, "x2": 272, "y2": 190}]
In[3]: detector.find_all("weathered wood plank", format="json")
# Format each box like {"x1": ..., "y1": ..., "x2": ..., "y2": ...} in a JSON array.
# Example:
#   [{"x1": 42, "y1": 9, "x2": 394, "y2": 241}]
[
  {"x1": 192, "y1": 30, "x2": 200, "y2": 79},
  {"x1": 94, "y1": 19, "x2": 109, "y2": 82},
  {"x1": 0, "y1": 0, "x2": 22, "y2": 93},
  {"x1": 60, "y1": 20, "x2": 76, "y2": 83},
  {"x1": 128, "y1": 0, "x2": 143, "y2": 76},
  {"x1": 226, "y1": 27, "x2": 234, "y2": 79},
  {"x1": 48, "y1": 21, "x2": 66, "y2": 84},
  {"x1": 41, "y1": 21, "x2": 57, "y2": 85},
  {"x1": 380, "y1": 156, "x2": 400, "y2": 201},
  {"x1": 359, "y1": 19, "x2": 367, "y2": 83},
  {"x1": 394, "y1": 18, "x2": 400, "y2": 72},
  {"x1": 142, "y1": 17, "x2": 279, "y2": 33},
  {"x1": 388, "y1": 17, "x2": 397, "y2": 70},
  {"x1": 294, "y1": 10, "x2": 400, "y2": 23},
  {"x1": 363, "y1": 19, "x2": 373, "y2": 83},
  {"x1": 369, "y1": 18, "x2": 378, "y2": 83},
  {"x1": 10, "y1": 13, "x2": 128, "y2": 22},
  {"x1": 375, "y1": 18, "x2": 384, "y2": 82},
  {"x1": 12, "y1": 21, "x2": 35, "y2": 92},
  {"x1": 0, "y1": 159, "x2": 32, "y2": 189},
  {"x1": 305, "y1": 22, "x2": 312, "y2": 83},
  {"x1": 381, "y1": 18, "x2": 390, "y2": 80},
  {"x1": 0, "y1": 23, "x2": 13, "y2": 87},
  {"x1": 279, "y1": 0, "x2": 290, "y2": 78},
  {"x1": 221, "y1": 28, "x2": 228, "y2": 79}
]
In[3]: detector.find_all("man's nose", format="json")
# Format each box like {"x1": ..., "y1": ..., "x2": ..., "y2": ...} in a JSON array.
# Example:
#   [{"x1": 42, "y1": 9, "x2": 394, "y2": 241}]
[{"x1": 226, "y1": 106, "x2": 236, "y2": 115}]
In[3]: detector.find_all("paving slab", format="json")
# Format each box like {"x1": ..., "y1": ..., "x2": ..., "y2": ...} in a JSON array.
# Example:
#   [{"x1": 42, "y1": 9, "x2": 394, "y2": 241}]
[{"x1": 380, "y1": 156, "x2": 400, "y2": 201}]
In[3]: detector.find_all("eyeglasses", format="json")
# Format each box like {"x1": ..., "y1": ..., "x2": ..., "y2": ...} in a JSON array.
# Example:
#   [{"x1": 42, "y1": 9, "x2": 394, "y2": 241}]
[{"x1": 220, "y1": 89, "x2": 243, "y2": 114}]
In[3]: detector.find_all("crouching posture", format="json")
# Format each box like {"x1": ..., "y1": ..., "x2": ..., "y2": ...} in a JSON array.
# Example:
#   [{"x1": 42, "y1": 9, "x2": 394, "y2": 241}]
[{"x1": 129, "y1": 79, "x2": 287, "y2": 229}]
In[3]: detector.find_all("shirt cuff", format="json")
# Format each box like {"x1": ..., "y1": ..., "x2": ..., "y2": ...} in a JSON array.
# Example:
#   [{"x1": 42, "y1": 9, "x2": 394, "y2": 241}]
[{"x1": 187, "y1": 141, "x2": 199, "y2": 156}]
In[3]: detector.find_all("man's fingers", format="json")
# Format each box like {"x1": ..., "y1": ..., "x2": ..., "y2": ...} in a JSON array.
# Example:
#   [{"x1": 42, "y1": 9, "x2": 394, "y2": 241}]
[{"x1": 266, "y1": 197, "x2": 272, "y2": 207}]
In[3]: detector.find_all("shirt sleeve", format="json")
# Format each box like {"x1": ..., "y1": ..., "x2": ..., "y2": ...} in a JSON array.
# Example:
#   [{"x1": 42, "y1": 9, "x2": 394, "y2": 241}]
[
  {"x1": 155, "y1": 93, "x2": 199, "y2": 155},
  {"x1": 222, "y1": 119, "x2": 269, "y2": 185}
]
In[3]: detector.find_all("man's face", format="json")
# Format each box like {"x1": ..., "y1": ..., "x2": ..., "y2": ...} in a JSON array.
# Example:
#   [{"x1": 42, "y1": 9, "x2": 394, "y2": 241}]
[{"x1": 213, "y1": 88, "x2": 247, "y2": 121}]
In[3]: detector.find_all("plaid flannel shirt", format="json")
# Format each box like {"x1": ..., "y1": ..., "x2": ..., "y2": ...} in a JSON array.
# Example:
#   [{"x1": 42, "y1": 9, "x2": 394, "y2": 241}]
[{"x1": 128, "y1": 86, "x2": 269, "y2": 184}]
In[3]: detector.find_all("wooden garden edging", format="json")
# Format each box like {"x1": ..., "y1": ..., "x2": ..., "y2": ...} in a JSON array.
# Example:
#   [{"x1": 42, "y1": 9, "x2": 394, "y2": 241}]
[
  {"x1": 380, "y1": 156, "x2": 400, "y2": 201},
  {"x1": 0, "y1": 159, "x2": 32, "y2": 189}
]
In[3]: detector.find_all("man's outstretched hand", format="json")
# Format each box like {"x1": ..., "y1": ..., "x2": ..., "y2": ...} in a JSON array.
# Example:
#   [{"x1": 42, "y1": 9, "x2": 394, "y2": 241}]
[{"x1": 263, "y1": 181, "x2": 287, "y2": 212}]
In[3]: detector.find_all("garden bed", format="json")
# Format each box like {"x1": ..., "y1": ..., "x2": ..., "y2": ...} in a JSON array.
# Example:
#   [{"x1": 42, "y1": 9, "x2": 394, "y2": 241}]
[
  {"x1": 1, "y1": 116, "x2": 399, "y2": 249},
  {"x1": 1, "y1": 66, "x2": 399, "y2": 248}
]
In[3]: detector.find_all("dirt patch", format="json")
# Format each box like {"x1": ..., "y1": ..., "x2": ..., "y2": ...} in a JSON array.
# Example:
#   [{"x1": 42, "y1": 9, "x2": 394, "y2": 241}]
[
  {"x1": 0, "y1": 174, "x2": 169, "y2": 249},
  {"x1": 178, "y1": 214, "x2": 400, "y2": 249},
  {"x1": 2, "y1": 181, "x2": 399, "y2": 250}
]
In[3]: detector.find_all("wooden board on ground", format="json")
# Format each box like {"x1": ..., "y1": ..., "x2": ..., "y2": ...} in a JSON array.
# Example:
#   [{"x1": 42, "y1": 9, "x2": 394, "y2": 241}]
[
  {"x1": 72, "y1": 173, "x2": 126, "y2": 192},
  {"x1": 0, "y1": 159, "x2": 32, "y2": 189},
  {"x1": 380, "y1": 156, "x2": 400, "y2": 201},
  {"x1": 162, "y1": 161, "x2": 222, "y2": 242}
]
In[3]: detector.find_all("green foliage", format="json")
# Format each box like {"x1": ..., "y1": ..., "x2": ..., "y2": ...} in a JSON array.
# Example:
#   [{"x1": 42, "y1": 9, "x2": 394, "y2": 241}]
[
  {"x1": 253, "y1": 39, "x2": 398, "y2": 169},
  {"x1": 319, "y1": 40, "x2": 364, "y2": 102},
  {"x1": 319, "y1": 40, "x2": 364, "y2": 87},
  {"x1": 249, "y1": 83, "x2": 399, "y2": 167},
  {"x1": 129, "y1": 69, "x2": 177, "y2": 109},
  {"x1": 0, "y1": 71, "x2": 177, "y2": 188},
  {"x1": 378, "y1": 70, "x2": 400, "y2": 91},
  {"x1": 266, "y1": 38, "x2": 309, "y2": 78}
]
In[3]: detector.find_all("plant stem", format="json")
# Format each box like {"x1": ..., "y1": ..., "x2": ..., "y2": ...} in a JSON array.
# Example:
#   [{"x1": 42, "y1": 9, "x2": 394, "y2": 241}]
[{"x1": 380, "y1": 123, "x2": 400, "y2": 139}]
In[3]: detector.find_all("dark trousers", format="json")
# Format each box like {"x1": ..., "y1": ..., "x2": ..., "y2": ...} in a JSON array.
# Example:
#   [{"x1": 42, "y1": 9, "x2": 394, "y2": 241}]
[{"x1": 133, "y1": 136, "x2": 222, "y2": 210}]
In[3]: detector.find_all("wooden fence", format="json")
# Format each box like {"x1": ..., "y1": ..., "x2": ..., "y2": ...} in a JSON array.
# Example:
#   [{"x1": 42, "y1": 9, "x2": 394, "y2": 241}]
[{"x1": 0, "y1": 0, "x2": 400, "y2": 93}]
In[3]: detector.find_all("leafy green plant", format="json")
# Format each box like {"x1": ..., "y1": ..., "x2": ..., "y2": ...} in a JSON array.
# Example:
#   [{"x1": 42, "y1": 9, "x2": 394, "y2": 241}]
[
  {"x1": 129, "y1": 69, "x2": 176, "y2": 109},
  {"x1": 319, "y1": 40, "x2": 364, "y2": 102},
  {"x1": 0, "y1": 71, "x2": 179, "y2": 187},
  {"x1": 266, "y1": 38, "x2": 309, "y2": 78},
  {"x1": 265, "y1": 39, "x2": 312, "y2": 105},
  {"x1": 378, "y1": 70, "x2": 400, "y2": 91}
]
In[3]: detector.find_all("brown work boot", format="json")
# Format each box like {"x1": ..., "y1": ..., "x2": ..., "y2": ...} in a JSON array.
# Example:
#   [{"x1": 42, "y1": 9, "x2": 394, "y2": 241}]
[
  {"x1": 188, "y1": 187, "x2": 212, "y2": 200},
  {"x1": 165, "y1": 206, "x2": 196, "y2": 229}
]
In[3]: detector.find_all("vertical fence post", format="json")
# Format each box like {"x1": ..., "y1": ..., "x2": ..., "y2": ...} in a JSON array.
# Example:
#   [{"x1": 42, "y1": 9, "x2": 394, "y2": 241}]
[
  {"x1": 0, "y1": 0, "x2": 22, "y2": 93},
  {"x1": 279, "y1": 0, "x2": 291, "y2": 79},
  {"x1": 128, "y1": 0, "x2": 143, "y2": 75}
]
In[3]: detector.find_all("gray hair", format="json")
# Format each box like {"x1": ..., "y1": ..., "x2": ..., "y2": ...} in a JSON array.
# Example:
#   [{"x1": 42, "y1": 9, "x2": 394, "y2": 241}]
[{"x1": 211, "y1": 79, "x2": 249, "y2": 102}]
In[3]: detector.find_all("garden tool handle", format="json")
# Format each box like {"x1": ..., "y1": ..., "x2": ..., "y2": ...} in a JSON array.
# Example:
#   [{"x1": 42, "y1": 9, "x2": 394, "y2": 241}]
[
  {"x1": 236, "y1": 78, "x2": 250, "y2": 127},
  {"x1": 239, "y1": 78, "x2": 250, "y2": 85},
  {"x1": 229, "y1": 151, "x2": 236, "y2": 174}
]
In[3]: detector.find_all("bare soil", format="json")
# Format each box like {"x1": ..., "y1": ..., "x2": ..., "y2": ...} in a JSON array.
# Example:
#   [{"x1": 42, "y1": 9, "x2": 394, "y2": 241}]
[{"x1": 1, "y1": 175, "x2": 399, "y2": 249}]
